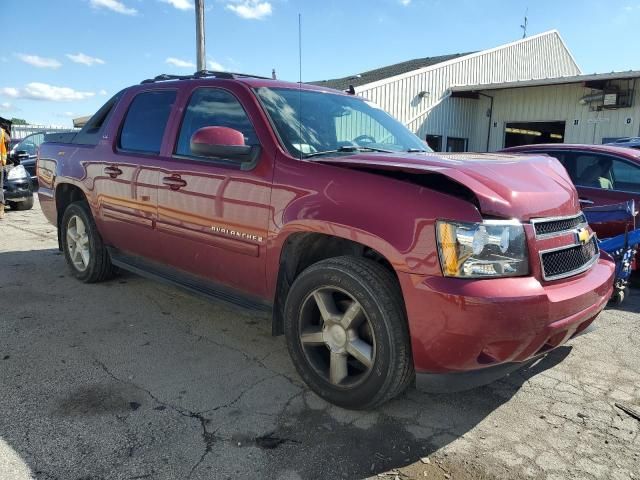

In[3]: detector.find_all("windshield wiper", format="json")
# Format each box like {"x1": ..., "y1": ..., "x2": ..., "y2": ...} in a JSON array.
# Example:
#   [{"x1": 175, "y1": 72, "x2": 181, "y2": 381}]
[
  {"x1": 304, "y1": 146, "x2": 395, "y2": 159},
  {"x1": 406, "y1": 148, "x2": 429, "y2": 153}
]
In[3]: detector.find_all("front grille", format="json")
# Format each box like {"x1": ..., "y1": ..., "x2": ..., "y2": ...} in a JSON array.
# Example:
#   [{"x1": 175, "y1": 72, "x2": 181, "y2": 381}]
[
  {"x1": 533, "y1": 213, "x2": 587, "y2": 237},
  {"x1": 541, "y1": 237, "x2": 598, "y2": 280}
]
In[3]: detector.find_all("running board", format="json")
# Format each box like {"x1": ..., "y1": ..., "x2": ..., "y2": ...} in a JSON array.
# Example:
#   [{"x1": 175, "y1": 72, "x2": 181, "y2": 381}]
[{"x1": 108, "y1": 248, "x2": 272, "y2": 315}]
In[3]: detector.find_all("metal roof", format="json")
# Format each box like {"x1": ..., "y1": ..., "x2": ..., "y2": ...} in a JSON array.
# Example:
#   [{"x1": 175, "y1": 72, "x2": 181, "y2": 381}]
[
  {"x1": 310, "y1": 52, "x2": 474, "y2": 91},
  {"x1": 451, "y1": 70, "x2": 640, "y2": 92}
]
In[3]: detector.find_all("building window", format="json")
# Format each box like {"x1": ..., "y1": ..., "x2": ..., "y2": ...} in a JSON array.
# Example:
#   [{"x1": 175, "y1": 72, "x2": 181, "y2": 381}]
[
  {"x1": 426, "y1": 135, "x2": 442, "y2": 152},
  {"x1": 446, "y1": 137, "x2": 467, "y2": 152}
]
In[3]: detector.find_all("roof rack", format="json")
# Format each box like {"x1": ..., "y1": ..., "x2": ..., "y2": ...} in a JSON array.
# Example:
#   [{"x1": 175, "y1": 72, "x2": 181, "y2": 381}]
[{"x1": 140, "y1": 70, "x2": 272, "y2": 84}]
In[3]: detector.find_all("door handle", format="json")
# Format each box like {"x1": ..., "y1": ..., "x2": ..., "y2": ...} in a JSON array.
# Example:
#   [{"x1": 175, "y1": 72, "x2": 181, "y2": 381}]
[
  {"x1": 104, "y1": 166, "x2": 123, "y2": 178},
  {"x1": 579, "y1": 198, "x2": 594, "y2": 205},
  {"x1": 162, "y1": 175, "x2": 188, "y2": 190}
]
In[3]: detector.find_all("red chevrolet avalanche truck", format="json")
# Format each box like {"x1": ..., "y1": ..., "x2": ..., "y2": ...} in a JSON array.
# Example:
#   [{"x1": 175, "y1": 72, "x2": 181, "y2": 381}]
[{"x1": 37, "y1": 72, "x2": 615, "y2": 409}]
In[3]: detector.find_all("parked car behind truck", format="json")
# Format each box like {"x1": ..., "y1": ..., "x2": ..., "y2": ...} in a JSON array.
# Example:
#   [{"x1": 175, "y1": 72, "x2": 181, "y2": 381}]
[
  {"x1": 10, "y1": 131, "x2": 46, "y2": 187},
  {"x1": 502, "y1": 144, "x2": 640, "y2": 259},
  {"x1": 37, "y1": 72, "x2": 615, "y2": 409}
]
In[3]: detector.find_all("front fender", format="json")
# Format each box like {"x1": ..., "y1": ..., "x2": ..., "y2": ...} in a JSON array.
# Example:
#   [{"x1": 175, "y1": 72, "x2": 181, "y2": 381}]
[{"x1": 266, "y1": 155, "x2": 483, "y2": 295}]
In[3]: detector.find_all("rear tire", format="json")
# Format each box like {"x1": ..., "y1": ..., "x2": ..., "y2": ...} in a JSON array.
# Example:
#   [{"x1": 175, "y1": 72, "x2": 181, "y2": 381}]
[
  {"x1": 61, "y1": 201, "x2": 114, "y2": 283},
  {"x1": 284, "y1": 256, "x2": 413, "y2": 409}
]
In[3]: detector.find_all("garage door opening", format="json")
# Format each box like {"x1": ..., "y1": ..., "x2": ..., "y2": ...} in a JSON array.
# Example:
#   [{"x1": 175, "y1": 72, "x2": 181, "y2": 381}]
[{"x1": 504, "y1": 121, "x2": 566, "y2": 148}]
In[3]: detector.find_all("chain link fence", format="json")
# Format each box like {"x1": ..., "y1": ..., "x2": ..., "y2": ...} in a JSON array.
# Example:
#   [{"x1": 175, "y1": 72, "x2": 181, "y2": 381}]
[{"x1": 11, "y1": 124, "x2": 78, "y2": 140}]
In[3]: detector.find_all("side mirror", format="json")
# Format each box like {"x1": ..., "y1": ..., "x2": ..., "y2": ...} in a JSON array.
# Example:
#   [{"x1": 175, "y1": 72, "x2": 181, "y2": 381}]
[{"x1": 190, "y1": 127, "x2": 260, "y2": 166}]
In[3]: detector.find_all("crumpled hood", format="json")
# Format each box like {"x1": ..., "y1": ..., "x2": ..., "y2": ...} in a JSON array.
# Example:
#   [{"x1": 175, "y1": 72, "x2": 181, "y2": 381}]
[{"x1": 314, "y1": 152, "x2": 580, "y2": 221}]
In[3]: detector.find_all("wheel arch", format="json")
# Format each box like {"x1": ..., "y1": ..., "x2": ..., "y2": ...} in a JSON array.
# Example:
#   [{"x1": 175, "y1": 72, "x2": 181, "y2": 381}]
[
  {"x1": 270, "y1": 229, "x2": 402, "y2": 336},
  {"x1": 55, "y1": 182, "x2": 89, "y2": 250}
]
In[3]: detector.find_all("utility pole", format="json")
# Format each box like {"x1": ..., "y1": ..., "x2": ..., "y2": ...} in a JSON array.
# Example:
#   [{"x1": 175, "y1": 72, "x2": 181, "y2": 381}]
[{"x1": 195, "y1": 0, "x2": 206, "y2": 71}]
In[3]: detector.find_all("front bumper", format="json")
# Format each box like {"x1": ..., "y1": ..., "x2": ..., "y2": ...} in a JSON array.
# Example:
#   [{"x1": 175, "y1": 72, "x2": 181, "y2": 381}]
[
  {"x1": 399, "y1": 255, "x2": 615, "y2": 375},
  {"x1": 2, "y1": 175, "x2": 34, "y2": 202}
]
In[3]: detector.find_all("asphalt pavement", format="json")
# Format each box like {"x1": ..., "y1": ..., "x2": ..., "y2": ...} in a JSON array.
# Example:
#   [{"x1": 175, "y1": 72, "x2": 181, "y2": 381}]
[{"x1": 0, "y1": 199, "x2": 638, "y2": 480}]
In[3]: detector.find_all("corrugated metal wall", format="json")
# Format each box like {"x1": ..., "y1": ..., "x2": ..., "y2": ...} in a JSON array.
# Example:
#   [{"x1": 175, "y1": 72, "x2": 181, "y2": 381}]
[
  {"x1": 353, "y1": 31, "x2": 581, "y2": 150},
  {"x1": 473, "y1": 80, "x2": 640, "y2": 151}
]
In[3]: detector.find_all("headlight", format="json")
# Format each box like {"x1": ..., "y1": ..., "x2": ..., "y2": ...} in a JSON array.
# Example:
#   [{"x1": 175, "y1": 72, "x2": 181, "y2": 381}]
[
  {"x1": 436, "y1": 220, "x2": 529, "y2": 278},
  {"x1": 7, "y1": 165, "x2": 29, "y2": 180}
]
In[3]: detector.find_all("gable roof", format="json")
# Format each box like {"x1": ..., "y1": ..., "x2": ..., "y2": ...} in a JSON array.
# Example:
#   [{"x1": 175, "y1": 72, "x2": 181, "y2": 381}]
[
  {"x1": 309, "y1": 52, "x2": 473, "y2": 91},
  {"x1": 309, "y1": 30, "x2": 581, "y2": 93}
]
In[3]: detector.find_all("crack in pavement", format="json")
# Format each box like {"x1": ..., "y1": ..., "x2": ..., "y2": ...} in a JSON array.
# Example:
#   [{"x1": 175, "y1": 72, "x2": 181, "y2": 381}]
[
  {"x1": 180, "y1": 325, "x2": 304, "y2": 391},
  {"x1": 92, "y1": 356, "x2": 301, "y2": 479},
  {"x1": 1, "y1": 222, "x2": 57, "y2": 241},
  {"x1": 139, "y1": 288, "x2": 304, "y2": 390},
  {"x1": 93, "y1": 357, "x2": 220, "y2": 478}
]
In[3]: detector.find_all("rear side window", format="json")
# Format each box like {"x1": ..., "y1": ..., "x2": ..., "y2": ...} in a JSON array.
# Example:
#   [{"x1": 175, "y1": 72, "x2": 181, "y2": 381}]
[
  {"x1": 175, "y1": 88, "x2": 258, "y2": 157},
  {"x1": 74, "y1": 91, "x2": 122, "y2": 146},
  {"x1": 119, "y1": 90, "x2": 176, "y2": 154}
]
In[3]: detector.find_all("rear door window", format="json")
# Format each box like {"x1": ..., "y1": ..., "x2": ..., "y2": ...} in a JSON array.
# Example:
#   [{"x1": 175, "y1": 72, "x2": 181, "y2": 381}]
[{"x1": 119, "y1": 90, "x2": 177, "y2": 154}]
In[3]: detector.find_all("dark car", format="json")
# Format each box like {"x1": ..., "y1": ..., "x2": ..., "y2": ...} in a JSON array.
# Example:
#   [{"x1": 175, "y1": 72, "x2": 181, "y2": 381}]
[
  {"x1": 9, "y1": 131, "x2": 46, "y2": 187},
  {"x1": 2, "y1": 163, "x2": 34, "y2": 210},
  {"x1": 502, "y1": 143, "x2": 640, "y2": 242}
]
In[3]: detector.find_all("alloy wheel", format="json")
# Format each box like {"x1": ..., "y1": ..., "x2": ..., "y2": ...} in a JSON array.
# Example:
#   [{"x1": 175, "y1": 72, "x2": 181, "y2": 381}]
[
  {"x1": 66, "y1": 215, "x2": 91, "y2": 272},
  {"x1": 298, "y1": 286, "x2": 376, "y2": 387}
]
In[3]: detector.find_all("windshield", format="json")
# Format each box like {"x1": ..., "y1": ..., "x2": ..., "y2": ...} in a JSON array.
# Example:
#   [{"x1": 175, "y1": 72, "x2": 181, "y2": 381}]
[
  {"x1": 13, "y1": 132, "x2": 45, "y2": 156},
  {"x1": 255, "y1": 87, "x2": 431, "y2": 158}
]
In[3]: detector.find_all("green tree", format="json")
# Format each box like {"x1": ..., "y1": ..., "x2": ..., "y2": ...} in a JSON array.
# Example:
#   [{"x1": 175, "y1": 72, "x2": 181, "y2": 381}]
[{"x1": 10, "y1": 117, "x2": 28, "y2": 125}]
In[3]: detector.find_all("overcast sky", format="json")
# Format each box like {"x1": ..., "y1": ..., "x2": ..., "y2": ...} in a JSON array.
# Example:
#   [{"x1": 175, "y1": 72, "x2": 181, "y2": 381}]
[{"x1": 2, "y1": 0, "x2": 638, "y2": 126}]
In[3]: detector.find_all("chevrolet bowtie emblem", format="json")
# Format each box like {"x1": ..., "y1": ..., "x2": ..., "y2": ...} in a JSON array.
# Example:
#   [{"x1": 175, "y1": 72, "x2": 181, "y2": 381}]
[{"x1": 576, "y1": 227, "x2": 590, "y2": 245}]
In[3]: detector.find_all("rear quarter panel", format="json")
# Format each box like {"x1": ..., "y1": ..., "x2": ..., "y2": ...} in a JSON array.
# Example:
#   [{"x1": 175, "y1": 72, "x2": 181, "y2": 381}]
[{"x1": 37, "y1": 142, "x2": 96, "y2": 226}]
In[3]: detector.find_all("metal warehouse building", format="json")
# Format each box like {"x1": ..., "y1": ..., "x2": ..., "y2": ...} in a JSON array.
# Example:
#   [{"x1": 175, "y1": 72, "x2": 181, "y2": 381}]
[{"x1": 312, "y1": 30, "x2": 639, "y2": 152}]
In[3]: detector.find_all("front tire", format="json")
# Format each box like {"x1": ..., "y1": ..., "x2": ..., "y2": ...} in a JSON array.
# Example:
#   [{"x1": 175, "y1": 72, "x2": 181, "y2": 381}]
[
  {"x1": 61, "y1": 201, "x2": 114, "y2": 283},
  {"x1": 284, "y1": 256, "x2": 413, "y2": 409}
]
